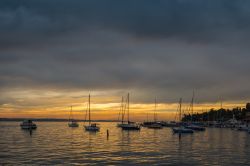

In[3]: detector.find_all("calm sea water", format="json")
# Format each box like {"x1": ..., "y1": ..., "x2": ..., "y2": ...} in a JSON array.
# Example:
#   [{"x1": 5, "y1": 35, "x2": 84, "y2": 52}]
[{"x1": 0, "y1": 122, "x2": 250, "y2": 165}]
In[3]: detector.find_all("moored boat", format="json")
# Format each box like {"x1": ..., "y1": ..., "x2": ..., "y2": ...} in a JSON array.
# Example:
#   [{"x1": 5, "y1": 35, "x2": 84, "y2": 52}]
[
  {"x1": 84, "y1": 123, "x2": 99, "y2": 131},
  {"x1": 117, "y1": 123, "x2": 128, "y2": 127},
  {"x1": 172, "y1": 98, "x2": 193, "y2": 134},
  {"x1": 142, "y1": 121, "x2": 156, "y2": 127},
  {"x1": 173, "y1": 126, "x2": 194, "y2": 134},
  {"x1": 84, "y1": 94, "x2": 100, "y2": 132},
  {"x1": 147, "y1": 123, "x2": 163, "y2": 129},
  {"x1": 20, "y1": 120, "x2": 37, "y2": 129},
  {"x1": 68, "y1": 106, "x2": 79, "y2": 127},
  {"x1": 121, "y1": 93, "x2": 140, "y2": 131},
  {"x1": 185, "y1": 124, "x2": 205, "y2": 131},
  {"x1": 160, "y1": 121, "x2": 179, "y2": 127},
  {"x1": 121, "y1": 121, "x2": 141, "y2": 130},
  {"x1": 117, "y1": 96, "x2": 126, "y2": 128},
  {"x1": 185, "y1": 91, "x2": 205, "y2": 131},
  {"x1": 145, "y1": 98, "x2": 163, "y2": 129},
  {"x1": 237, "y1": 124, "x2": 248, "y2": 131},
  {"x1": 68, "y1": 119, "x2": 79, "y2": 127}
]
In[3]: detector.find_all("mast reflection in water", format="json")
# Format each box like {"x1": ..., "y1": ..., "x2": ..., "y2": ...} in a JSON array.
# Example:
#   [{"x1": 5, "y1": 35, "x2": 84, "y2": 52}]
[{"x1": 0, "y1": 122, "x2": 249, "y2": 165}]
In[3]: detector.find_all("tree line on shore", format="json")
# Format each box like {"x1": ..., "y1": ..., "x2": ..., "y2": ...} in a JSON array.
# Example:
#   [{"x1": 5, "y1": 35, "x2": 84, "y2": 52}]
[{"x1": 182, "y1": 103, "x2": 250, "y2": 122}]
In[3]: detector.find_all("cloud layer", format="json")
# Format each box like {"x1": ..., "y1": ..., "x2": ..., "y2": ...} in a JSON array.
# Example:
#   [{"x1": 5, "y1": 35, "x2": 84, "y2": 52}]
[{"x1": 1, "y1": 0, "x2": 250, "y2": 104}]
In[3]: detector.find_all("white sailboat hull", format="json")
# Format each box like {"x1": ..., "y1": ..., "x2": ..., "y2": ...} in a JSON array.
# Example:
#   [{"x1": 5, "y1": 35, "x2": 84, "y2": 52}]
[
  {"x1": 68, "y1": 122, "x2": 79, "y2": 127},
  {"x1": 20, "y1": 124, "x2": 37, "y2": 129},
  {"x1": 172, "y1": 127, "x2": 194, "y2": 134},
  {"x1": 84, "y1": 94, "x2": 100, "y2": 132},
  {"x1": 117, "y1": 123, "x2": 128, "y2": 128},
  {"x1": 20, "y1": 120, "x2": 37, "y2": 129},
  {"x1": 121, "y1": 123, "x2": 140, "y2": 130},
  {"x1": 84, "y1": 125, "x2": 100, "y2": 131},
  {"x1": 185, "y1": 125, "x2": 205, "y2": 131},
  {"x1": 147, "y1": 123, "x2": 163, "y2": 129}
]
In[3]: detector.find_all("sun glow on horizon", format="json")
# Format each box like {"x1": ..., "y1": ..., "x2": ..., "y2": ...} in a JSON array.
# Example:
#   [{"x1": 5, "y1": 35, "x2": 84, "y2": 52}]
[
  {"x1": 0, "y1": 88, "x2": 247, "y2": 121},
  {"x1": 0, "y1": 95, "x2": 245, "y2": 121}
]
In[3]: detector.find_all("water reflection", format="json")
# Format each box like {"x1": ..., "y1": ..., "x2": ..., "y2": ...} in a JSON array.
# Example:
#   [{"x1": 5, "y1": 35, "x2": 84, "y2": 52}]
[{"x1": 0, "y1": 122, "x2": 250, "y2": 165}]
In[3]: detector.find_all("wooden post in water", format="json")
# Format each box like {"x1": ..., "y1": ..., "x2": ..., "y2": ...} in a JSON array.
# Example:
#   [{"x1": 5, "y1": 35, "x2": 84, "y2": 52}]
[
  {"x1": 107, "y1": 129, "x2": 109, "y2": 139},
  {"x1": 29, "y1": 125, "x2": 32, "y2": 136}
]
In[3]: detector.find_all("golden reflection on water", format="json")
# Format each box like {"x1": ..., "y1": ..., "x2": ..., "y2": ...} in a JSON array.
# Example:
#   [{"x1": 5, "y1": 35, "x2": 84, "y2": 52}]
[{"x1": 0, "y1": 122, "x2": 250, "y2": 165}]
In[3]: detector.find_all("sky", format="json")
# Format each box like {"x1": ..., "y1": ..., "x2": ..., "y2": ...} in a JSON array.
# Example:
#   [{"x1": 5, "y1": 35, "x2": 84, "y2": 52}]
[{"x1": 0, "y1": 0, "x2": 250, "y2": 121}]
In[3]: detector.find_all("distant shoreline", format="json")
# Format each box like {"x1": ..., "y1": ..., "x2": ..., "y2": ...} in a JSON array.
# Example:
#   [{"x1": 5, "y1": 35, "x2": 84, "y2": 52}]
[{"x1": 0, "y1": 118, "x2": 119, "y2": 122}]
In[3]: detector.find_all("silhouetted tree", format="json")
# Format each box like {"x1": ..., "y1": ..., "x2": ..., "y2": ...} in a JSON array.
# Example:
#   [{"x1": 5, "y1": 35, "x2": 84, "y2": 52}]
[
  {"x1": 246, "y1": 103, "x2": 250, "y2": 111},
  {"x1": 182, "y1": 103, "x2": 249, "y2": 122}
]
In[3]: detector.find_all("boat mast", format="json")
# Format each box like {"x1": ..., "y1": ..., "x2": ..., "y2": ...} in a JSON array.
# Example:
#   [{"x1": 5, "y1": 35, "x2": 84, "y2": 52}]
[
  {"x1": 89, "y1": 94, "x2": 91, "y2": 125},
  {"x1": 127, "y1": 93, "x2": 130, "y2": 123},
  {"x1": 121, "y1": 96, "x2": 124, "y2": 124},
  {"x1": 69, "y1": 106, "x2": 72, "y2": 121},
  {"x1": 154, "y1": 98, "x2": 157, "y2": 122},
  {"x1": 147, "y1": 112, "x2": 149, "y2": 122},
  {"x1": 191, "y1": 90, "x2": 194, "y2": 122},
  {"x1": 179, "y1": 98, "x2": 182, "y2": 122},
  {"x1": 71, "y1": 106, "x2": 73, "y2": 121},
  {"x1": 207, "y1": 109, "x2": 210, "y2": 122},
  {"x1": 220, "y1": 100, "x2": 223, "y2": 121}
]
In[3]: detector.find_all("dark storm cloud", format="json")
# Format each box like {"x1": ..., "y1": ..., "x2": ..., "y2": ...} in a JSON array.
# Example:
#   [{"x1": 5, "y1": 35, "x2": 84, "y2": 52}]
[
  {"x1": 1, "y1": 0, "x2": 250, "y2": 44},
  {"x1": 1, "y1": 0, "x2": 250, "y2": 103}
]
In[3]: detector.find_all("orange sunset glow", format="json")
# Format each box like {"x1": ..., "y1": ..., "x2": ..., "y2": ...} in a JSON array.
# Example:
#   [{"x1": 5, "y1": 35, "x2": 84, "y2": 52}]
[
  {"x1": 0, "y1": 0, "x2": 250, "y2": 123},
  {"x1": 0, "y1": 89, "x2": 246, "y2": 121},
  {"x1": 1, "y1": 1, "x2": 250, "y2": 165}
]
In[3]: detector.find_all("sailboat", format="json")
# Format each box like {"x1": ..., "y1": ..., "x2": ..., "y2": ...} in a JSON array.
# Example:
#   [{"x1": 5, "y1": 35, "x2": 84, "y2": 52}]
[
  {"x1": 20, "y1": 119, "x2": 37, "y2": 129},
  {"x1": 142, "y1": 113, "x2": 155, "y2": 127},
  {"x1": 172, "y1": 98, "x2": 194, "y2": 134},
  {"x1": 117, "y1": 96, "x2": 126, "y2": 127},
  {"x1": 185, "y1": 91, "x2": 205, "y2": 131},
  {"x1": 84, "y1": 94, "x2": 100, "y2": 132},
  {"x1": 147, "y1": 98, "x2": 163, "y2": 129},
  {"x1": 121, "y1": 93, "x2": 141, "y2": 130},
  {"x1": 68, "y1": 106, "x2": 79, "y2": 127}
]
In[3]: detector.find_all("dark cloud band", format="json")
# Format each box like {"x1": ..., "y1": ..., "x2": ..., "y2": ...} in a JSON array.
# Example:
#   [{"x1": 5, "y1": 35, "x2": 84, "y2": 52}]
[{"x1": 0, "y1": 0, "x2": 250, "y2": 103}]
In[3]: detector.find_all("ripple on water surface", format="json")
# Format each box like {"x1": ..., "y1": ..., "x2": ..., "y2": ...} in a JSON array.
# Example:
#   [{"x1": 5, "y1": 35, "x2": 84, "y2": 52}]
[{"x1": 0, "y1": 122, "x2": 250, "y2": 165}]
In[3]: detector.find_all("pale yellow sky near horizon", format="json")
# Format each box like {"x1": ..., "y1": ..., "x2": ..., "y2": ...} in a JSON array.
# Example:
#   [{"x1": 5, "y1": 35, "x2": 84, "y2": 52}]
[
  {"x1": 0, "y1": 89, "x2": 247, "y2": 121},
  {"x1": 0, "y1": 89, "x2": 246, "y2": 121}
]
